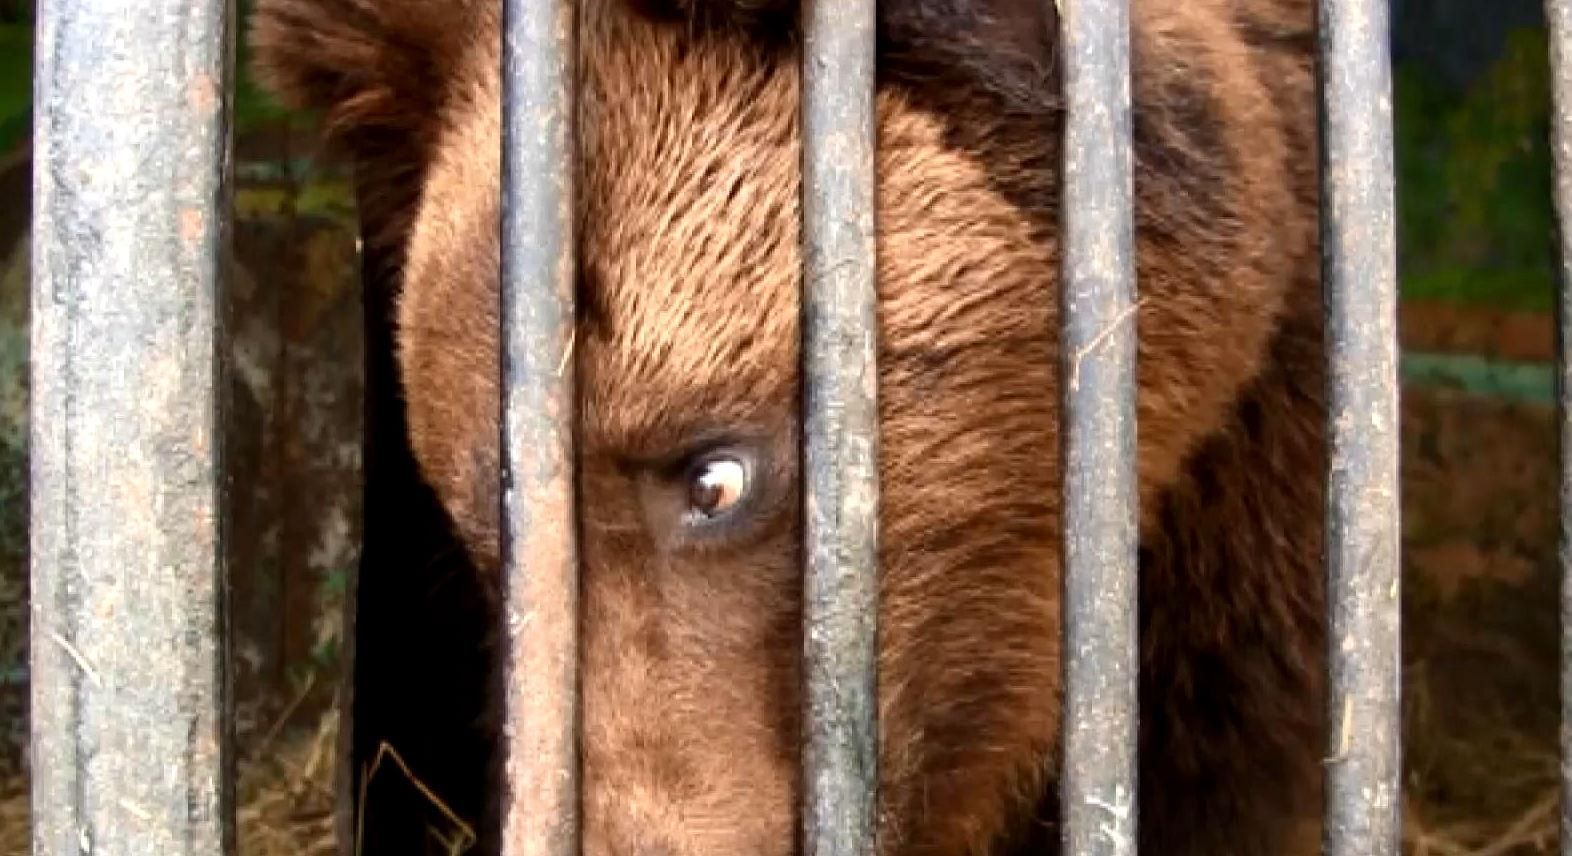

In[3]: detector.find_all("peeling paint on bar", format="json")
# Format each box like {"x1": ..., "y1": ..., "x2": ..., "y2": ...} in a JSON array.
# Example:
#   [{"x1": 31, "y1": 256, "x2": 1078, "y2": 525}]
[
  {"x1": 1317, "y1": 0, "x2": 1403, "y2": 853},
  {"x1": 29, "y1": 0, "x2": 235, "y2": 852},
  {"x1": 1055, "y1": 0, "x2": 1141, "y2": 854},
  {"x1": 498, "y1": 0, "x2": 581, "y2": 853},
  {"x1": 1545, "y1": 0, "x2": 1572, "y2": 848},
  {"x1": 800, "y1": 0, "x2": 881, "y2": 853}
]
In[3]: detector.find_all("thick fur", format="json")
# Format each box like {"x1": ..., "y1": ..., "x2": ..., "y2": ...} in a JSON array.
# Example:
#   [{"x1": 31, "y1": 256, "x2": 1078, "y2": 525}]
[{"x1": 249, "y1": 0, "x2": 1326, "y2": 854}]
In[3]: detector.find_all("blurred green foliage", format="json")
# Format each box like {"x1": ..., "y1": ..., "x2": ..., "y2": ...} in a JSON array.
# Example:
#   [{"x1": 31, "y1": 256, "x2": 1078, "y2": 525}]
[
  {"x1": 236, "y1": 180, "x2": 357, "y2": 222},
  {"x1": 1397, "y1": 27, "x2": 1557, "y2": 312},
  {"x1": 233, "y1": 0, "x2": 297, "y2": 130},
  {"x1": 0, "y1": 24, "x2": 29, "y2": 152},
  {"x1": 0, "y1": 0, "x2": 304, "y2": 154}
]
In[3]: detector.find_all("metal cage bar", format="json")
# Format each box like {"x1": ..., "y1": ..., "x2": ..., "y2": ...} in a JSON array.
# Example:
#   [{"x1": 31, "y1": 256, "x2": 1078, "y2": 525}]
[
  {"x1": 1547, "y1": 1, "x2": 1572, "y2": 850},
  {"x1": 28, "y1": 0, "x2": 235, "y2": 852},
  {"x1": 498, "y1": 0, "x2": 582, "y2": 852},
  {"x1": 1056, "y1": 0, "x2": 1141, "y2": 853},
  {"x1": 799, "y1": 0, "x2": 882, "y2": 853},
  {"x1": 1317, "y1": 0, "x2": 1403, "y2": 853}
]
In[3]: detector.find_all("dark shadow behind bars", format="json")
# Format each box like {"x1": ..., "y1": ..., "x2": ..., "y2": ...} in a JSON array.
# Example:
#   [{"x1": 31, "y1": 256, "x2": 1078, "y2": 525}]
[
  {"x1": 30, "y1": 0, "x2": 1567, "y2": 854},
  {"x1": 28, "y1": 0, "x2": 235, "y2": 853}
]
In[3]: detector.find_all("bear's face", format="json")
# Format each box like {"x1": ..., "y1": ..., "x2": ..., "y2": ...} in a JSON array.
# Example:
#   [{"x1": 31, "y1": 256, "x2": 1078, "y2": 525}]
[
  {"x1": 251, "y1": 0, "x2": 1315, "y2": 852},
  {"x1": 402, "y1": 22, "x2": 1064, "y2": 851}
]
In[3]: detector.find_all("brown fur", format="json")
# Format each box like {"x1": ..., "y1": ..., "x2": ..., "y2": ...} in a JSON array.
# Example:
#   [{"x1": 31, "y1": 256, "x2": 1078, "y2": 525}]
[{"x1": 249, "y1": 0, "x2": 1326, "y2": 853}]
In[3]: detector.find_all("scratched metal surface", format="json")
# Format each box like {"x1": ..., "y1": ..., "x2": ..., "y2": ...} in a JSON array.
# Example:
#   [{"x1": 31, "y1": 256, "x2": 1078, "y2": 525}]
[
  {"x1": 28, "y1": 0, "x2": 235, "y2": 852},
  {"x1": 800, "y1": 0, "x2": 881, "y2": 852},
  {"x1": 498, "y1": 0, "x2": 581, "y2": 853},
  {"x1": 1318, "y1": 0, "x2": 1404, "y2": 853},
  {"x1": 1056, "y1": 0, "x2": 1141, "y2": 853},
  {"x1": 1544, "y1": 0, "x2": 1572, "y2": 849}
]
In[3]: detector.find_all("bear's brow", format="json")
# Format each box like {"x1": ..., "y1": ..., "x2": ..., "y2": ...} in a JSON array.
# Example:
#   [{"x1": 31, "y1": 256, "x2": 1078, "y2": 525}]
[{"x1": 588, "y1": 373, "x2": 791, "y2": 462}]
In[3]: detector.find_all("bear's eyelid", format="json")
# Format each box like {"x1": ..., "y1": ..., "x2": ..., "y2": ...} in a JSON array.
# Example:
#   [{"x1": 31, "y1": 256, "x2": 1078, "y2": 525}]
[{"x1": 617, "y1": 431, "x2": 753, "y2": 477}]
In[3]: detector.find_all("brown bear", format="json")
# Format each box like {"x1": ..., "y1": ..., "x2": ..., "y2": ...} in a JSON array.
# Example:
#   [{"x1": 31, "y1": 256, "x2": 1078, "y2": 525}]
[{"x1": 249, "y1": 0, "x2": 1327, "y2": 853}]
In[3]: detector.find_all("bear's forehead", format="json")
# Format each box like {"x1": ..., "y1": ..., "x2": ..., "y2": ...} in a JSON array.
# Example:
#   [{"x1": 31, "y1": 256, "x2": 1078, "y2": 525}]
[{"x1": 572, "y1": 15, "x2": 806, "y2": 454}]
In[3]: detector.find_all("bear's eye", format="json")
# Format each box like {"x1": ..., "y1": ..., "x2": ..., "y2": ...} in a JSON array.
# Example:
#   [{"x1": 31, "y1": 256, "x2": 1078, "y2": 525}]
[
  {"x1": 634, "y1": 441, "x2": 780, "y2": 550},
  {"x1": 684, "y1": 455, "x2": 749, "y2": 521}
]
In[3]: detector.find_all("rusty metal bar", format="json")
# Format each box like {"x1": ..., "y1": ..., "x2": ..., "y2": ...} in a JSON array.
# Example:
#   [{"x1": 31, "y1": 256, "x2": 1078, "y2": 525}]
[
  {"x1": 29, "y1": 0, "x2": 235, "y2": 852},
  {"x1": 1055, "y1": 0, "x2": 1140, "y2": 853},
  {"x1": 1547, "y1": 1, "x2": 1572, "y2": 849},
  {"x1": 1317, "y1": 0, "x2": 1403, "y2": 853},
  {"x1": 799, "y1": 0, "x2": 880, "y2": 853},
  {"x1": 498, "y1": 0, "x2": 580, "y2": 852}
]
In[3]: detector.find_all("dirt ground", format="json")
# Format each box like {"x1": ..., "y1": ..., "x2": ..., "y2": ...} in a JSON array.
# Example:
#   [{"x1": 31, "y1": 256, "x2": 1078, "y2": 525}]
[{"x1": 1401, "y1": 386, "x2": 1559, "y2": 855}]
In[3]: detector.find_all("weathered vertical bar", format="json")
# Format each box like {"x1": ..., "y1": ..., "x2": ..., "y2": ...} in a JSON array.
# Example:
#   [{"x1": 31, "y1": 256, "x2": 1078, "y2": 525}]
[
  {"x1": 1056, "y1": 0, "x2": 1140, "y2": 853},
  {"x1": 1317, "y1": 0, "x2": 1402, "y2": 853},
  {"x1": 800, "y1": 0, "x2": 880, "y2": 853},
  {"x1": 499, "y1": 0, "x2": 579, "y2": 852},
  {"x1": 1546, "y1": 1, "x2": 1572, "y2": 849},
  {"x1": 29, "y1": 0, "x2": 235, "y2": 851}
]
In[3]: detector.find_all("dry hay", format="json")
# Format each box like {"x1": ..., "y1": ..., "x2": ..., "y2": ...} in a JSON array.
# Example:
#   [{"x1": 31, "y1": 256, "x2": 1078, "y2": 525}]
[
  {"x1": 0, "y1": 711, "x2": 339, "y2": 856},
  {"x1": 0, "y1": 679, "x2": 481, "y2": 856},
  {"x1": 236, "y1": 709, "x2": 340, "y2": 856},
  {"x1": 0, "y1": 775, "x2": 25, "y2": 856}
]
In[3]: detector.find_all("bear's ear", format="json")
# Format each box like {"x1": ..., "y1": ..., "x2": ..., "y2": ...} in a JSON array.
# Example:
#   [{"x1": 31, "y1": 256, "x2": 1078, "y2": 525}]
[{"x1": 246, "y1": 0, "x2": 453, "y2": 145}]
